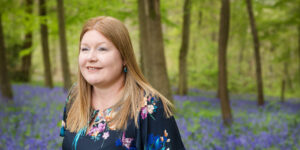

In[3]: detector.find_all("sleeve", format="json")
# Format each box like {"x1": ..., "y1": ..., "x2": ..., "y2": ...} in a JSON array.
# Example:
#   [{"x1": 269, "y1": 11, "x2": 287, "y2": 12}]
[{"x1": 137, "y1": 95, "x2": 185, "y2": 150}]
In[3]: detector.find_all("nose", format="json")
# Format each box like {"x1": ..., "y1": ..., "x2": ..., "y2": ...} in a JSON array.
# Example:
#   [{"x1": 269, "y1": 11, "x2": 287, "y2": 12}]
[{"x1": 87, "y1": 49, "x2": 98, "y2": 62}]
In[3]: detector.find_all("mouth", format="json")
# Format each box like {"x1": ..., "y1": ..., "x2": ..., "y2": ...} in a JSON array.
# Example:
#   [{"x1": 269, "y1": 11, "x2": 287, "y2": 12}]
[{"x1": 87, "y1": 66, "x2": 102, "y2": 71}]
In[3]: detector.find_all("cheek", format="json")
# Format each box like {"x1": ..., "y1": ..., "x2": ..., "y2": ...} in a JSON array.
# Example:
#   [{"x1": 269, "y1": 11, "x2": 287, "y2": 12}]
[
  {"x1": 78, "y1": 55, "x2": 86, "y2": 70},
  {"x1": 110, "y1": 54, "x2": 123, "y2": 71}
]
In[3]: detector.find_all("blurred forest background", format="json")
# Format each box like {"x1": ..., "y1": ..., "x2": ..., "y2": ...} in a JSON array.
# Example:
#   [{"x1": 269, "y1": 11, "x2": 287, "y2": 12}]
[
  {"x1": 0, "y1": 0, "x2": 299, "y2": 98},
  {"x1": 0, "y1": 0, "x2": 299, "y2": 149}
]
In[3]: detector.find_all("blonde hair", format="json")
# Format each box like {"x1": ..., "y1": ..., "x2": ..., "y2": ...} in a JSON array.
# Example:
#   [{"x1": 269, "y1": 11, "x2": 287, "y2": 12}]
[{"x1": 66, "y1": 16, "x2": 174, "y2": 132}]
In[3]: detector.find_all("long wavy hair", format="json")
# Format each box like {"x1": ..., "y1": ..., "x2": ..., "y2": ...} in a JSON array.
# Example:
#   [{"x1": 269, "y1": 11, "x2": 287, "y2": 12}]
[{"x1": 66, "y1": 16, "x2": 174, "y2": 132}]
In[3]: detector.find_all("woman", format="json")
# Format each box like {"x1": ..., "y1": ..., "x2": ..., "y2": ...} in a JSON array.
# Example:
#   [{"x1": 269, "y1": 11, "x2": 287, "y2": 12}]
[{"x1": 60, "y1": 16, "x2": 185, "y2": 150}]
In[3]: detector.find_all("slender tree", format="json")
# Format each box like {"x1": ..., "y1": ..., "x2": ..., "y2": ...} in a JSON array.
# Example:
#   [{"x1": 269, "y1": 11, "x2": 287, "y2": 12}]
[
  {"x1": 57, "y1": 0, "x2": 72, "y2": 90},
  {"x1": 238, "y1": 40, "x2": 246, "y2": 75},
  {"x1": 138, "y1": 0, "x2": 147, "y2": 74},
  {"x1": 178, "y1": 0, "x2": 191, "y2": 95},
  {"x1": 245, "y1": 0, "x2": 264, "y2": 106},
  {"x1": 20, "y1": 0, "x2": 33, "y2": 82},
  {"x1": 0, "y1": 13, "x2": 13, "y2": 100},
  {"x1": 281, "y1": 63, "x2": 287, "y2": 103},
  {"x1": 138, "y1": 0, "x2": 173, "y2": 101},
  {"x1": 198, "y1": 10, "x2": 202, "y2": 27},
  {"x1": 39, "y1": 0, "x2": 53, "y2": 88},
  {"x1": 218, "y1": 0, "x2": 233, "y2": 126},
  {"x1": 298, "y1": 25, "x2": 300, "y2": 85}
]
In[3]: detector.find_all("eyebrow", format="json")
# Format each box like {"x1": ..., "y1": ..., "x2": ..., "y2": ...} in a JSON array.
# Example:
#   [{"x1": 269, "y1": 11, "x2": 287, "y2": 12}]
[{"x1": 81, "y1": 42, "x2": 106, "y2": 47}]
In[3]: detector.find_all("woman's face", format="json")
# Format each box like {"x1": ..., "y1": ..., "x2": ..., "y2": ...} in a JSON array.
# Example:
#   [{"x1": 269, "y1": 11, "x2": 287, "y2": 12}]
[{"x1": 79, "y1": 30, "x2": 124, "y2": 87}]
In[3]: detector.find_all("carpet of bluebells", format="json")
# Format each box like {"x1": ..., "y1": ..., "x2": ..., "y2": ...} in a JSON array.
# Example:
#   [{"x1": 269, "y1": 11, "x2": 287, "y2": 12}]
[{"x1": 0, "y1": 85, "x2": 299, "y2": 150}]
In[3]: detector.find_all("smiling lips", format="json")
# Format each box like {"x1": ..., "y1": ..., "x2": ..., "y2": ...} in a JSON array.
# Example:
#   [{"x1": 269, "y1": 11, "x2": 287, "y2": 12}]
[{"x1": 87, "y1": 66, "x2": 102, "y2": 72}]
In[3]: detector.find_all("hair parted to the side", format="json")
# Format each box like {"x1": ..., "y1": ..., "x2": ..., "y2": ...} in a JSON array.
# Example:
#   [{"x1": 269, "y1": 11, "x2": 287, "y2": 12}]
[{"x1": 66, "y1": 16, "x2": 174, "y2": 133}]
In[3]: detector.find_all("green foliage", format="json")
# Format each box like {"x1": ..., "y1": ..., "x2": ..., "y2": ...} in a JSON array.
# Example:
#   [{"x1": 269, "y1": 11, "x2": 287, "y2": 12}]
[
  {"x1": 177, "y1": 101, "x2": 220, "y2": 120},
  {"x1": 1, "y1": 0, "x2": 299, "y2": 98},
  {"x1": 18, "y1": 47, "x2": 33, "y2": 58}
]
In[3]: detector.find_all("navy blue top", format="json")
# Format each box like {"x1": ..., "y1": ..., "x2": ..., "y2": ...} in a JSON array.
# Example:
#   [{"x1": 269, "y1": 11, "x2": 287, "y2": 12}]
[{"x1": 60, "y1": 94, "x2": 185, "y2": 150}]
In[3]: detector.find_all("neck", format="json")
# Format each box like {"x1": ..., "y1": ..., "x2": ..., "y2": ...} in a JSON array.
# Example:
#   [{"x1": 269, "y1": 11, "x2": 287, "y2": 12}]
[{"x1": 92, "y1": 74, "x2": 125, "y2": 111}]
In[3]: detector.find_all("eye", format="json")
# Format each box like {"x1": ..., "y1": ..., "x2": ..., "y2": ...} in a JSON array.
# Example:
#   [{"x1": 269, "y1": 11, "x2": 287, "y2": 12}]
[
  {"x1": 98, "y1": 47, "x2": 107, "y2": 51},
  {"x1": 81, "y1": 48, "x2": 89, "y2": 51}
]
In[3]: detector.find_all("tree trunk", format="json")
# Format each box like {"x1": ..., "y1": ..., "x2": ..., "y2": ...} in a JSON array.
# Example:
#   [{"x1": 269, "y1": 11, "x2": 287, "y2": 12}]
[
  {"x1": 298, "y1": 24, "x2": 300, "y2": 85},
  {"x1": 57, "y1": 0, "x2": 72, "y2": 90},
  {"x1": 138, "y1": 0, "x2": 147, "y2": 74},
  {"x1": 218, "y1": 0, "x2": 233, "y2": 126},
  {"x1": 246, "y1": 0, "x2": 264, "y2": 106},
  {"x1": 20, "y1": 0, "x2": 33, "y2": 82},
  {"x1": 198, "y1": 10, "x2": 202, "y2": 27},
  {"x1": 178, "y1": 0, "x2": 191, "y2": 95},
  {"x1": 211, "y1": 31, "x2": 217, "y2": 42},
  {"x1": 285, "y1": 53, "x2": 292, "y2": 90},
  {"x1": 0, "y1": 14, "x2": 13, "y2": 100},
  {"x1": 238, "y1": 43, "x2": 245, "y2": 75},
  {"x1": 39, "y1": 0, "x2": 53, "y2": 88},
  {"x1": 269, "y1": 45, "x2": 275, "y2": 76},
  {"x1": 280, "y1": 79, "x2": 285, "y2": 103},
  {"x1": 281, "y1": 63, "x2": 287, "y2": 103},
  {"x1": 238, "y1": 33, "x2": 246, "y2": 75},
  {"x1": 138, "y1": 0, "x2": 173, "y2": 101}
]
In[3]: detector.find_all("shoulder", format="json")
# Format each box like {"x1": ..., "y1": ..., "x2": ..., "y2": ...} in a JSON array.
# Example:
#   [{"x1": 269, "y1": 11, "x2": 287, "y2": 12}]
[
  {"x1": 137, "y1": 94, "x2": 186, "y2": 149},
  {"x1": 140, "y1": 94, "x2": 167, "y2": 120}
]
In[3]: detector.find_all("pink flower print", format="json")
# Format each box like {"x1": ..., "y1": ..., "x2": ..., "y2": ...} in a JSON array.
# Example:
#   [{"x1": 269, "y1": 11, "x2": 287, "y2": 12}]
[
  {"x1": 122, "y1": 132, "x2": 133, "y2": 149},
  {"x1": 97, "y1": 122, "x2": 106, "y2": 133},
  {"x1": 141, "y1": 106, "x2": 148, "y2": 119},
  {"x1": 87, "y1": 122, "x2": 106, "y2": 136},
  {"x1": 87, "y1": 126, "x2": 98, "y2": 136},
  {"x1": 147, "y1": 104, "x2": 154, "y2": 114},
  {"x1": 102, "y1": 132, "x2": 110, "y2": 139},
  {"x1": 91, "y1": 130, "x2": 99, "y2": 137}
]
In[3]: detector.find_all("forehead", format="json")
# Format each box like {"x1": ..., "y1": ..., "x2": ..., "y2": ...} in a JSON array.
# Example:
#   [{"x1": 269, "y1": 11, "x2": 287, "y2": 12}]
[{"x1": 81, "y1": 30, "x2": 110, "y2": 45}]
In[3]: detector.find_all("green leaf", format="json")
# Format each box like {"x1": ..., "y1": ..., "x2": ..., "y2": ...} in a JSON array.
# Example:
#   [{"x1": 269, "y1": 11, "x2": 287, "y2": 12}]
[{"x1": 18, "y1": 47, "x2": 33, "y2": 58}]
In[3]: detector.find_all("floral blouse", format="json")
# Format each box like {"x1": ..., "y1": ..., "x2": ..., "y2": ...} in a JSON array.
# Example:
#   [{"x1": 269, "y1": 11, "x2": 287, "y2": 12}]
[{"x1": 59, "y1": 93, "x2": 185, "y2": 150}]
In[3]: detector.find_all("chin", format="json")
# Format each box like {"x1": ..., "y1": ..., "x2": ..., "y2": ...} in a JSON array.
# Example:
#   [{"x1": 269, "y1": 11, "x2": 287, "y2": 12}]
[
  {"x1": 83, "y1": 77, "x2": 101, "y2": 85},
  {"x1": 86, "y1": 80, "x2": 101, "y2": 86}
]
